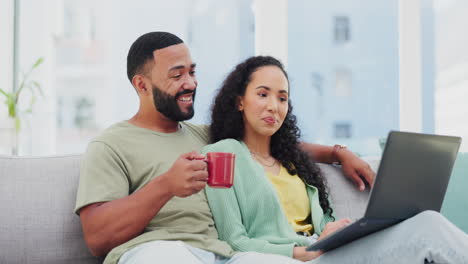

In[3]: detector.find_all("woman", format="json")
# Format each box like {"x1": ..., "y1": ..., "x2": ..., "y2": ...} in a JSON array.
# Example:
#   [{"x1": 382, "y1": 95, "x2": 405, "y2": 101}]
[{"x1": 202, "y1": 56, "x2": 468, "y2": 263}]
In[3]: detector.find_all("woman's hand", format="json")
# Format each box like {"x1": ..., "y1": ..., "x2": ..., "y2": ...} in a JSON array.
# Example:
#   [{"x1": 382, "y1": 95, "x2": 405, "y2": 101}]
[
  {"x1": 318, "y1": 218, "x2": 352, "y2": 241},
  {"x1": 293, "y1": 246, "x2": 323, "y2": 262}
]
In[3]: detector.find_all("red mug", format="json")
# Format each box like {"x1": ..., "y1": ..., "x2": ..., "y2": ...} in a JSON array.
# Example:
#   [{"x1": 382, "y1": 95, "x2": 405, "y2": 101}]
[{"x1": 204, "y1": 152, "x2": 235, "y2": 188}]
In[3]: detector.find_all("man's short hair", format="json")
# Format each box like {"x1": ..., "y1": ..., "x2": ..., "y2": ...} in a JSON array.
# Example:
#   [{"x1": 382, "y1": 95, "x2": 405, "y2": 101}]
[{"x1": 126, "y1": 32, "x2": 183, "y2": 83}]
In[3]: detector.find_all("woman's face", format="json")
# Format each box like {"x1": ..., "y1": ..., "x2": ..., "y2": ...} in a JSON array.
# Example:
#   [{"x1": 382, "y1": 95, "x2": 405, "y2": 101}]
[{"x1": 238, "y1": 65, "x2": 289, "y2": 139}]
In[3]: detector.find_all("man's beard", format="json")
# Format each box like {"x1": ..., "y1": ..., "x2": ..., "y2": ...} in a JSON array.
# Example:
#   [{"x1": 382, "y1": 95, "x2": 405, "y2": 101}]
[{"x1": 152, "y1": 84, "x2": 196, "y2": 122}]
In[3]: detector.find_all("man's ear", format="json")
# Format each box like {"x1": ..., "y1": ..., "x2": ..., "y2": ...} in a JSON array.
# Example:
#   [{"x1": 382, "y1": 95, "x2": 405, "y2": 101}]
[
  {"x1": 237, "y1": 96, "x2": 244, "y2": 111},
  {"x1": 132, "y1": 75, "x2": 150, "y2": 95}
]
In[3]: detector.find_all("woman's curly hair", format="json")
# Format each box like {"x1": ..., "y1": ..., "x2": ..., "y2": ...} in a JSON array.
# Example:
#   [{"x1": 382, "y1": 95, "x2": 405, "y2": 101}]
[{"x1": 209, "y1": 56, "x2": 334, "y2": 218}]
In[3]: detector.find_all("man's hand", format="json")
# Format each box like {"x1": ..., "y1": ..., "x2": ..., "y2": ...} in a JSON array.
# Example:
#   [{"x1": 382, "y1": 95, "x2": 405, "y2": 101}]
[
  {"x1": 336, "y1": 149, "x2": 375, "y2": 191},
  {"x1": 162, "y1": 151, "x2": 208, "y2": 197},
  {"x1": 299, "y1": 142, "x2": 375, "y2": 191}
]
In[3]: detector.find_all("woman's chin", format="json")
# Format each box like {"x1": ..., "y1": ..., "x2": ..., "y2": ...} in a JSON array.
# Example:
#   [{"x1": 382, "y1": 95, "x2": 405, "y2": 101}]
[{"x1": 258, "y1": 128, "x2": 279, "y2": 137}]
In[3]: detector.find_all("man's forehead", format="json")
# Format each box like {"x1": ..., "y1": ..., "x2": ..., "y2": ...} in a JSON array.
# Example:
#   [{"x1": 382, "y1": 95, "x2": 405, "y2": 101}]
[{"x1": 153, "y1": 43, "x2": 194, "y2": 68}]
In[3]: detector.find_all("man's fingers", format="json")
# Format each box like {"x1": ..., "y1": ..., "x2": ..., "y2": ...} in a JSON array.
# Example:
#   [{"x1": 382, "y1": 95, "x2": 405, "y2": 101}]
[
  {"x1": 193, "y1": 171, "x2": 209, "y2": 182},
  {"x1": 348, "y1": 170, "x2": 365, "y2": 191},
  {"x1": 361, "y1": 166, "x2": 375, "y2": 187},
  {"x1": 182, "y1": 151, "x2": 204, "y2": 161},
  {"x1": 191, "y1": 160, "x2": 207, "y2": 171},
  {"x1": 189, "y1": 151, "x2": 205, "y2": 160},
  {"x1": 193, "y1": 181, "x2": 207, "y2": 192}
]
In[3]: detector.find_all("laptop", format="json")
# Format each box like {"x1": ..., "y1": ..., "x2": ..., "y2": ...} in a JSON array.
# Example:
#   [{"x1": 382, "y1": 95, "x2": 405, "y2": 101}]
[{"x1": 307, "y1": 131, "x2": 462, "y2": 252}]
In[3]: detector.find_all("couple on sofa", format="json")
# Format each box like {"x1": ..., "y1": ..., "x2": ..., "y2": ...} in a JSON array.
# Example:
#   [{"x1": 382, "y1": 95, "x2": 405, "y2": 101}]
[{"x1": 74, "y1": 32, "x2": 468, "y2": 264}]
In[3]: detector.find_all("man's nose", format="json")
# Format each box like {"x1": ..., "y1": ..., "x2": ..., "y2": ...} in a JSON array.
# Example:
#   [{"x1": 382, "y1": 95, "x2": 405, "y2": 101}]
[{"x1": 183, "y1": 75, "x2": 197, "y2": 90}]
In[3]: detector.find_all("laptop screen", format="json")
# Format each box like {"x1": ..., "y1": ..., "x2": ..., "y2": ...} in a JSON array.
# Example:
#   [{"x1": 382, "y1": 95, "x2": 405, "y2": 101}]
[{"x1": 364, "y1": 131, "x2": 461, "y2": 219}]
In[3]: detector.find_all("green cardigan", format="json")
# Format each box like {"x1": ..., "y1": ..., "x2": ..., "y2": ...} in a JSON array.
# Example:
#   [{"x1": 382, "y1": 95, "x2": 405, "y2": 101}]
[{"x1": 203, "y1": 139, "x2": 334, "y2": 258}]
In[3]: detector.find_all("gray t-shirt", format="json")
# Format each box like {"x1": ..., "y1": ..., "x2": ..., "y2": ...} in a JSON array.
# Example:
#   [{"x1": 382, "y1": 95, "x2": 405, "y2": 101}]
[{"x1": 75, "y1": 121, "x2": 235, "y2": 264}]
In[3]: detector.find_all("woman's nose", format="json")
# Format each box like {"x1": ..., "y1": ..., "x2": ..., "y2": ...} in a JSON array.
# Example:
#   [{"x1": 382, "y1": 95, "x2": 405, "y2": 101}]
[{"x1": 266, "y1": 98, "x2": 277, "y2": 112}]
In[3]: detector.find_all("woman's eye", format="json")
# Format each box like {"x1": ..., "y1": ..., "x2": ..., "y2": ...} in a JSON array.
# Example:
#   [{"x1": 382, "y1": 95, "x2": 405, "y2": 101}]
[
  {"x1": 189, "y1": 71, "x2": 196, "y2": 76},
  {"x1": 280, "y1": 97, "x2": 287, "y2": 102},
  {"x1": 172, "y1": 75, "x2": 181, "y2": 79},
  {"x1": 259, "y1": 93, "x2": 267, "y2": 97}
]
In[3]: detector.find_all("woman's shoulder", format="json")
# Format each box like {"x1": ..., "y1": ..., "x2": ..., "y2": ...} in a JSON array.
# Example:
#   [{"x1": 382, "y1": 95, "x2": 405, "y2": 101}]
[{"x1": 202, "y1": 138, "x2": 244, "y2": 154}]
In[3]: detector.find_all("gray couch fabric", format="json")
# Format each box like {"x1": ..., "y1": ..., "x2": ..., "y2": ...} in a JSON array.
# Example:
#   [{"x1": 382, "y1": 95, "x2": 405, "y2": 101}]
[
  {"x1": 0, "y1": 155, "x2": 101, "y2": 264},
  {"x1": 0, "y1": 155, "x2": 376, "y2": 263}
]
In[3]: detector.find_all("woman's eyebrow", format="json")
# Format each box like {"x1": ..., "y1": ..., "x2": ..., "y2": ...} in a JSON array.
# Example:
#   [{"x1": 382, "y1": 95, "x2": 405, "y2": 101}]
[{"x1": 255, "y1": 86, "x2": 289, "y2": 94}]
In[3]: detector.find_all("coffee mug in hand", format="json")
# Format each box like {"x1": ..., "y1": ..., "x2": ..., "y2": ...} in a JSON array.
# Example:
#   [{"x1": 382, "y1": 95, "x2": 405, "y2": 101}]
[{"x1": 205, "y1": 152, "x2": 235, "y2": 188}]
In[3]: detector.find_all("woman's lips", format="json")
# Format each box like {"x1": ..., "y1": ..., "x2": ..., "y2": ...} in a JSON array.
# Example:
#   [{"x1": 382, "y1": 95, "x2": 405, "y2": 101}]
[{"x1": 262, "y1": 117, "x2": 276, "y2": 124}]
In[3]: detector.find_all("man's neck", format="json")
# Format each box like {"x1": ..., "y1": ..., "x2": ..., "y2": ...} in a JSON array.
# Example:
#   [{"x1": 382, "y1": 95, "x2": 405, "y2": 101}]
[{"x1": 128, "y1": 110, "x2": 180, "y2": 133}]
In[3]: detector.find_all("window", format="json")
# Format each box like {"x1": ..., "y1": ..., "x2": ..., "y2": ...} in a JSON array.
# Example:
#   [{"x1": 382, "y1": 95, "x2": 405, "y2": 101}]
[
  {"x1": 334, "y1": 16, "x2": 350, "y2": 44},
  {"x1": 334, "y1": 122, "x2": 352, "y2": 138}
]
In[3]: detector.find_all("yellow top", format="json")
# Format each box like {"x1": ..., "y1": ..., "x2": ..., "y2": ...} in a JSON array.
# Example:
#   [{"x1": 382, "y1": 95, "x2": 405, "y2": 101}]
[{"x1": 266, "y1": 165, "x2": 313, "y2": 234}]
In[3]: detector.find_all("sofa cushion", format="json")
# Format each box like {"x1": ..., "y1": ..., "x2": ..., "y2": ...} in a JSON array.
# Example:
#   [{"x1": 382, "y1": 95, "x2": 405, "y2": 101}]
[
  {"x1": 0, "y1": 155, "x2": 100, "y2": 264},
  {"x1": 319, "y1": 159, "x2": 379, "y2": 220}
]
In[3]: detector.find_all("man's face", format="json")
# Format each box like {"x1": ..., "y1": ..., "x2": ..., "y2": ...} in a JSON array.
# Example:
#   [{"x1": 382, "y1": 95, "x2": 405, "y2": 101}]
[{"x1": 149, "y1": 43, "x2": 197, "y2": 121}]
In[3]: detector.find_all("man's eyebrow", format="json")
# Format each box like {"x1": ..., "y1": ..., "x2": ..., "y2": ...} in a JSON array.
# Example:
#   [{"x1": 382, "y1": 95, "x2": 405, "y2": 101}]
[
  {"x1": 256, "y1": 86, "x2": 289, "y2": 94},
  {"x1": 169, "y1": 63, "x2": 197, "y2": 71},
  {"x1": 256, "y1": 86, "x2": 271, "y2": 90}
]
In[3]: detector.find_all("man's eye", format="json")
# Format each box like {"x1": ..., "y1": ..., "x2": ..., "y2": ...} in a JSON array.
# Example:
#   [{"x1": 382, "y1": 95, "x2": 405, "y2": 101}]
[
  {"x1": 280, "y1": 97, "x2": 287, "y2": 102},
  {"x1": 172, "y1": 75, "x2": 181, "y2": 79}
]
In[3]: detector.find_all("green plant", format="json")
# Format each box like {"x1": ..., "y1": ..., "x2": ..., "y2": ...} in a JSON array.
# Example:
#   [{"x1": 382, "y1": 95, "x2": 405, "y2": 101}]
[{"x1": 0, "y1": 57, "x2": 44, "y2": 133}]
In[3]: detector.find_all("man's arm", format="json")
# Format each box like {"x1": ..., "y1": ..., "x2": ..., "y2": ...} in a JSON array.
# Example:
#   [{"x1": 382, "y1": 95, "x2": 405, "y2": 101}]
[
  {"x1": 300, "y1": 142, "x2": 375, "y2": 191},
  {"x1": 79, "y1": 152, "x2": 208, "y2": 257}
]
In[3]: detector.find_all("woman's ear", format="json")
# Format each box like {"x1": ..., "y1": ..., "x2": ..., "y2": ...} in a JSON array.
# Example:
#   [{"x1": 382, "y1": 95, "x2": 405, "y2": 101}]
[{"x1": 237, "y1": 96, "x2": 244, "y2": 111}]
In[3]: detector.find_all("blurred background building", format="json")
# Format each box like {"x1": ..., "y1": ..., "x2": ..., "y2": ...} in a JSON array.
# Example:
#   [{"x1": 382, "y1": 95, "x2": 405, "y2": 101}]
[{"x1": 0, "y1": 0, "x2": 466, "y2": 156}]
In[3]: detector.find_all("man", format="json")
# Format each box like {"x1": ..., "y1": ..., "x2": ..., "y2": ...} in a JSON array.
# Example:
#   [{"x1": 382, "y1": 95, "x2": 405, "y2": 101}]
[{"x1": 75, "y1": 32, "x2": 374, "y2": 264}]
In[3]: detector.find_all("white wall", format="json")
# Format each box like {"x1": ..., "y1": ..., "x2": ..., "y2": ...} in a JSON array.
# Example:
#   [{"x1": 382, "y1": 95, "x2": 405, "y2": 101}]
[
  {"x1": 252, "y1": 0, "x2": 288, "y2": 67},
  {"x1": 17, "y1": 0, "x2": 58, "y2": 155},
  {"x1": 0, "y1": 0, "x2": 15, "y2": 154},
  {"x1": 399, "y1": 0, "x2": 423, "y2": 132},
  {"x1": 0, "y1": 0, "x2": 14, "y2": 93}
]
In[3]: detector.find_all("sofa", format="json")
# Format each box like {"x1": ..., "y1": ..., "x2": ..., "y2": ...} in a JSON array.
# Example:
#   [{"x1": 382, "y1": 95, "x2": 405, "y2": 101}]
[{"x1": 0, "y1": 154, "x2": 465, "y2": 263}]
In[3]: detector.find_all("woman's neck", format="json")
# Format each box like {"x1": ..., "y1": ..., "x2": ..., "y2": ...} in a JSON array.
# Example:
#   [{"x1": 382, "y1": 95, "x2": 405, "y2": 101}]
[
  {"x1": 243, "y1": 132, "x2": 271, "y2": 157},
  {"x1": 243, "y1": 131, "x2": 281, "y2": 174}
]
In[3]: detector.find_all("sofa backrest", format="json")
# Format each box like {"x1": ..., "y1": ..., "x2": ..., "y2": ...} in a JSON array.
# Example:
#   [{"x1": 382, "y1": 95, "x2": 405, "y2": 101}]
[
  {"x1": 441, "y1": 152, "x2": 468, "y2": 233},
  {"x1": 0, "y1": 155, "x2": 100, "y2": 264}
]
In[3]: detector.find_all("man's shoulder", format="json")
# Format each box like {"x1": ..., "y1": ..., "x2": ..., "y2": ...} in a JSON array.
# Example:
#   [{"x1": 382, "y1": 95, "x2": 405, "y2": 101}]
[
  {"x1": 181, "y1": 122, "x2": 210, "y2": 143},
  {"x1": 90, "y1": 121, "x2": 133, "y2": 147}
]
